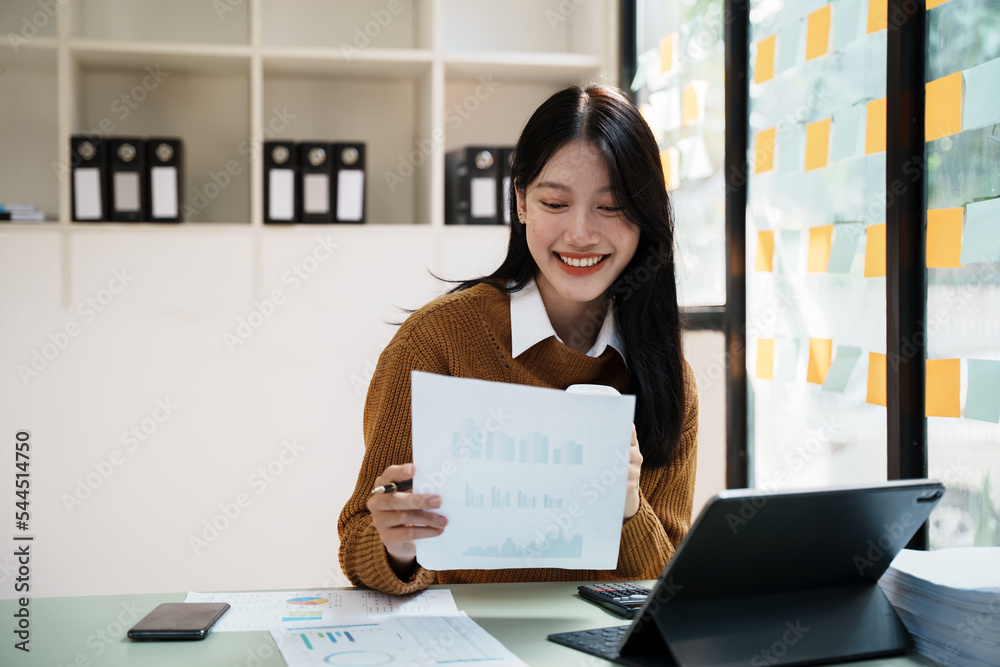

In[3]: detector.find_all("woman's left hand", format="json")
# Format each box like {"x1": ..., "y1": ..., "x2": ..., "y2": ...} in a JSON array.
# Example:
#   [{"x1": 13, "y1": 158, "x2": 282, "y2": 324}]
[{"x1": 624, "y1": 425, "x2": 643, "y2": 519}]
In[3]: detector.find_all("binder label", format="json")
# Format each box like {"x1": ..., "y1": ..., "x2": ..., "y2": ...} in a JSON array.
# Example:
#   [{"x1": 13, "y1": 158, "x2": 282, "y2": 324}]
[
  {"x1": 470, "y1": 177, "x2": 497, "y2": 219},
  {"x1": 73, "y1": 168, "x2": 103, "y2": 220},
  {"x1": 113, "y1": 172, "x2": 141, "y2": 212},
  {"x1": 303, "y1": 174, "x2": 330, "y2": 214},
  {"x1": 337, "y1": 170, "x2": 364, "y2": 222},
  {"x1": 151, "y1": 166, "x2": 179, "y2": 219},
  {"x1": 268, "y1": 169, "x2": 295, "y2": 221}
]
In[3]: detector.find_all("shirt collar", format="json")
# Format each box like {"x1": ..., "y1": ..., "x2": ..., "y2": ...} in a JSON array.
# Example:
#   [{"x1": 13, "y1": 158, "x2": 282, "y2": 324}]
[{"x1": 509, "y1": 279, "x2": 625, "y2": 361}]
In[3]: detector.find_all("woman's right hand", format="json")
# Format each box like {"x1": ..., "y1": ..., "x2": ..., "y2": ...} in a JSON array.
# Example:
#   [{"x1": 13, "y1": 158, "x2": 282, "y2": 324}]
[{"x1": 366, "y1": 463, "x2": 447, "y2": 578}]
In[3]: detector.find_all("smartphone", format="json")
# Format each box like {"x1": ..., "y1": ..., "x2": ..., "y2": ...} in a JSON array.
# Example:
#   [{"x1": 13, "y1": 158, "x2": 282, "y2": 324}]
[{"x1": 127, "y1": 602, "x2": 230, "y2": 641}]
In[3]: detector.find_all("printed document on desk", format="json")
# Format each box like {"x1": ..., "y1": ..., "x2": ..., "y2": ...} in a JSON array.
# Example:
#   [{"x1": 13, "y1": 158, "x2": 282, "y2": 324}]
[
  {"x1": 271, "y1": 612, "x2": 527, "y2": 667},
  {"x1": 184, "y1": 588, "x2": 457, "y2": 632},
  {"x1": 411, "y1": 372, "x2": 635, "y2": 570}
]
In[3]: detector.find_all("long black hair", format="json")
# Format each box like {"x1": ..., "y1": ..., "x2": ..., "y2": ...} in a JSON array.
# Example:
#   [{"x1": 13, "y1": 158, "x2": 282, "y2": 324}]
[{"x1": 452, "y1": 84, "x2": 686, "y2": 469}]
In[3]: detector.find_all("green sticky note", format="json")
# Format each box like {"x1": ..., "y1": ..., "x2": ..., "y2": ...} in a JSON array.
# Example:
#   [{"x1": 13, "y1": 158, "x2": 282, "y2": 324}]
[
  {"x1": 775, "y1": 20, "x2": 802, "y2": 74},
  {"x1": 963, "y1": 58, "x2": 1000, "y2": 132},
  {"x1": 830, "y1": 104, "x2": 865, "y2": 163},
  {"x1": 778, "y1": 126, "x2": 802, "y2": 173},
  {"x1": 778, "y1": 230, "x2": 801, "y2": 273},
  {"x1": 959, "y1": 198, "x2": 1000, "y2": 265},
  {"x1": 823, "y1": 346, "x2": 862, "y2": 392},
  {"x1": 965, "y1": 359, "x2": 1000, "y2": 423},
  {"x1": 776, "y1": 337, "x2": 801, "y2": 382},
  {"x1": 631, "y1": 48, "x2": 659, "y2": 92},
  {"x1": 833, "y1": 0, "x2": 864, "y2": 51},
  {"x1": 828, "y1": 223, "x2": 862, "y2": 273}
]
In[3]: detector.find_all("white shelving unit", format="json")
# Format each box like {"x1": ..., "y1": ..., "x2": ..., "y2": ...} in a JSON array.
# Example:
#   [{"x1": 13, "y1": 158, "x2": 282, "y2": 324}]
[{"x1": 0, "y1": 0, "x2": 619, "y2": 228}]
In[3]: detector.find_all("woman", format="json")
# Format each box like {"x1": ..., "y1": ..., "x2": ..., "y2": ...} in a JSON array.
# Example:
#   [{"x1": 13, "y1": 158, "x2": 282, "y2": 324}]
[{"x1": 338, "y1": 84, "x2": 699, "y2": 595}]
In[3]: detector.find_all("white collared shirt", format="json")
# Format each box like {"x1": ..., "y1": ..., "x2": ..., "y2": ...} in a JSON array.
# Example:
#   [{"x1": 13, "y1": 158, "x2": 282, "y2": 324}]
[{"x1": 508, "y1": 280, "x2": 625, "y2": 361}]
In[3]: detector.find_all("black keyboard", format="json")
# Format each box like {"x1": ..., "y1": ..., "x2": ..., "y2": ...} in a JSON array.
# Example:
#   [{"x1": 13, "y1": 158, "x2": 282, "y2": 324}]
[{"x1": 548, "y1": 624, "x2": 629, "y2": 661}]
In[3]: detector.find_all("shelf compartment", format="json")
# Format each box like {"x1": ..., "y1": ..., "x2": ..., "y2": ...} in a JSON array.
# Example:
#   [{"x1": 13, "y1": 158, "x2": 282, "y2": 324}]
[
  {"x1": 0, "y1": 57, "x2": 58, "y2": 219},
  {"x1": 71, "y1": 0, "x2": 250, "y2": 46},
  {"x1": 73, "y1": 63, "x2": 252, "y2": 224},
  {"x1": 262, "y1": 73, "x2": 427, "y2": 225},
  {"x1": 262, "y1": 0, "x2": 430, "y2": 50},
  {"x1": 442, "y1": 0, "x2": 608, "y2": 57}
]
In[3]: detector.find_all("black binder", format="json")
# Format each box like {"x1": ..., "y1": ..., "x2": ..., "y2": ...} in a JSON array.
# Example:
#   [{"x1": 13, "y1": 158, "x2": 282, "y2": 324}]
[
  {"x1": 549, "y1": 479, "x2": 945, "y2": 667},
  {"x1": 146, "y1": 137, "x2": 183, "y2": 223},
  {"x1": 108, "y1": 138, "x2": 147, "y2": 222},
  {"x1": 332, "y1": 142, "x2": 366, "y2": 223},
  {"x1": 70, "y1": 135, "x2": 109, "y2": 222},
  {"x1": 499, "y1": 146, "x2": 514, "y2": 225},
  {"x1": 298, "y1": 141, "x2": 334, "y2": 224},
  {"x1": 264, "y1": 141, "x2": 297, "y2": 224},
  {"x1": 445, "y1": 146, "x2": 500, "y2": 225}
]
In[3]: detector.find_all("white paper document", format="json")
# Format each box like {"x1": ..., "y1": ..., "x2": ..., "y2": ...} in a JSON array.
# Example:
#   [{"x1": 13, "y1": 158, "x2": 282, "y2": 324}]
[
  {"x1": 270, "y1": 612, "x2": 527, "y2": 667},
  {"x1": 411, "y1": 372, "x2": 636, "y2": 570},
  {"x1": 183, "y1": 588, "x2": 458, "y2": 632}
]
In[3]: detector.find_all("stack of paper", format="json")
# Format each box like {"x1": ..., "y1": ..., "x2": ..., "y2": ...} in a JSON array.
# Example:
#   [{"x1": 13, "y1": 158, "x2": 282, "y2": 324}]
[
  {"x1": 185, "y1": 589, "x2": 528, "y2": 666},
  {"x1": 0, "y1": 203, "x2": 46, "y2": 222},
  {"x1": 879, "y1": 548, "x2": 1000, "y2": 667}
]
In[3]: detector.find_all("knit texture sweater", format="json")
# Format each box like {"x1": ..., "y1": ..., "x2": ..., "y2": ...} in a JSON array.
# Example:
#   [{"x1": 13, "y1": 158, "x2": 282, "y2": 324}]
[{"x1": 337, "y1": 282, "x2": 699, "y2": 595}]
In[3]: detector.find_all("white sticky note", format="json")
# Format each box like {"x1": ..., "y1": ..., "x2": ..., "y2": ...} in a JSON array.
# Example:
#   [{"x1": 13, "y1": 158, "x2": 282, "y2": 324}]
[
  {"x1": 268, "y1": 169, "x2": 295, "y2": 221},
  {"x1": 113, "y1": 171, "x2": 141, "y2": 212},
  {"x1": 150, "y1": 166, "x2": 178, "y2": 219},
  {"x1": 470, "y1": 177, "x2": 497, "y2": 219},
  {"x1": 303, "y1": 173, "x2": 330, "y2": 215},
  {"x1": 336, "y1": 170, "x2": 364, "y2": 222},
  {"x1": 649, "y1": 87, "x2": 683, "y2": 133},
  {"x1": 73, "y1": 168, "x2": 102, "y2": 220}
]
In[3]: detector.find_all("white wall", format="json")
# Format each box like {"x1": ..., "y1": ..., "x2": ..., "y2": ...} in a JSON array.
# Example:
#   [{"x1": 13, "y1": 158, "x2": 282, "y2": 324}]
[{"x1": 0, "y1": 225, "x2": 725, "y2": 598}]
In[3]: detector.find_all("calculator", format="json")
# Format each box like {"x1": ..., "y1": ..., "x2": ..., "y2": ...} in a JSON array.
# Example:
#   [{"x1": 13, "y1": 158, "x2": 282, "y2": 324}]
[{"x1": 577, "y1": 582, "x2": 651, "y2": 619}]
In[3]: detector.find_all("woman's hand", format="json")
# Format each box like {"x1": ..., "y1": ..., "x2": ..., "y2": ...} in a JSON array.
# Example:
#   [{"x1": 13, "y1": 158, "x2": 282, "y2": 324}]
[
  {"x1": 366, "y1": 463, "x2": 447, "y2": 578},
  {"x1": 623, "y1": 425, "x2": 643, "y2": 520}
]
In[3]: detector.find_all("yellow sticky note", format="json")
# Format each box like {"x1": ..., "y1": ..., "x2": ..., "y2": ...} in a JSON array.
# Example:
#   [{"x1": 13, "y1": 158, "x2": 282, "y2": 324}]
[
  {"x1": 867, "y1": 0, "x2": 888, "y2": 33},
  {"x1": 926, "y1": 72, "x2": 963, "y2": 142},
  {"x1": 867, "y1": 352, "x2": 887, "y2": 406},
  {"x1": 807, "y1": 225, "x2": 834, "y2": 272},
  {"x1": 926, "y1": 0, "x2": 953, "y2": 8},
  {"x1": 807, "y1": 338, "x2": 833, "y2": 385},
  {"x1": 865, "y1": 97, "x2": 887, "y2": 154},
  {"x1": 926, "y1": 208, "x2": 964, "y2": 268},
  {"x1": 806, "y1": 5, "x2": 832, "y2": 61},
  {"x1": 659, "y1": 32, "x2": 678, "y2": 73},
  {"x1": 926, "y1": 358, "x2": 961, "y2": 418},
  {"x1": 756, "y1": 230, "x2": 775, "y2": 272},
  {"x1": 660, "y1": 148, "x2": 680, "y2": 191},
  {"x1": 757, "y1": 339, "x2": 776, "y2": 380},
  {"x1": 755, "y1": 127, "x2": 776, "y2": 173},
  {"x1": 805, "y1": 118, "x2": 832, "y2": 171},
  {"x1": 864, "y1": 223, "x2": 887, "y2": 278},
  {"x1": 682, "y1": 82, "x2": 700, "y2": 126},
  {"x1": 755, "y1": 35, "x2": 776, "y2": 84}
]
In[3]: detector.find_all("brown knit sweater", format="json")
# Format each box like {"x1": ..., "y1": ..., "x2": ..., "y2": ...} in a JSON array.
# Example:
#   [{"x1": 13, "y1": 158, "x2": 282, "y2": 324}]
[{"x1": 337, "y1": 282, "x2": 699, "y2": 595}]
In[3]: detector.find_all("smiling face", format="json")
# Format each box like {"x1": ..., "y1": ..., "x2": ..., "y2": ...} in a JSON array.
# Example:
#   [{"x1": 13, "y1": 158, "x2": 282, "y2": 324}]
[{"x1": 516, "y1": 139, "x2": 640, "y2": 318}]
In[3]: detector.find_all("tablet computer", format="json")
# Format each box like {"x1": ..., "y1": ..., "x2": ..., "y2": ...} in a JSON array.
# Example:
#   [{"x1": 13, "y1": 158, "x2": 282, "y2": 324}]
[{"x1": 549, "y1": 479, "x2": 944, "y2": 667}]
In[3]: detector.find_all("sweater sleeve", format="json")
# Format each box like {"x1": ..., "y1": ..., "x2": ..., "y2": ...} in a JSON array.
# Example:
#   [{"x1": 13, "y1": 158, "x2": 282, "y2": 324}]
[
  {"x1": 611, "y1": 362, "x2": 700, "y2": 579},
  {"x1": 337, "y1": 329, "x2": 446, "y2": 594}
]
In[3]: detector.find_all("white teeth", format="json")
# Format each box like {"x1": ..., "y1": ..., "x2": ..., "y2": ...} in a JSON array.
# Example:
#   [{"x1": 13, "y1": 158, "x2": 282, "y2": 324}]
[{"x1": 558, "y1": 253, "x2": 605, "y2": 268}]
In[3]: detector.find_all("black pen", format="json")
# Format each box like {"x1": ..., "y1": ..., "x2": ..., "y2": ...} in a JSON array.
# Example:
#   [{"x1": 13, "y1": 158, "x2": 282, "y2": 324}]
[{"x1": 370, "y1": 479, "x2": 413, "y2": 495}]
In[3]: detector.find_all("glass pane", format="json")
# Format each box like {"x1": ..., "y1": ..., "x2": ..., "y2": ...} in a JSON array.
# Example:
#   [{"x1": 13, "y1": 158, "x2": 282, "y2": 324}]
[
  {"x1": 925, "y1": 0, "x2": 1000, "y2": 549},
  {"x1": 746, "y1": 0, "x2": 887, "y2": 489},
  {"x1": 632, "y1": 0, "x2": 726, "y2": 307}
]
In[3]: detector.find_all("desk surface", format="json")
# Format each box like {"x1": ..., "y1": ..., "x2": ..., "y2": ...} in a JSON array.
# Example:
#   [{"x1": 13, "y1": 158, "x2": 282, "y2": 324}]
[{"x1": 1, "y1": 582, "x2": 938, "y2": 666}]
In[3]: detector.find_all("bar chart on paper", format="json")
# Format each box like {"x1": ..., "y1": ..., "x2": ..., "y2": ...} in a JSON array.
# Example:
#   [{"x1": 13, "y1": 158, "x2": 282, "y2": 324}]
[{"x1": 412, "y1": 372, "x2": 636, "y2": 571}]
